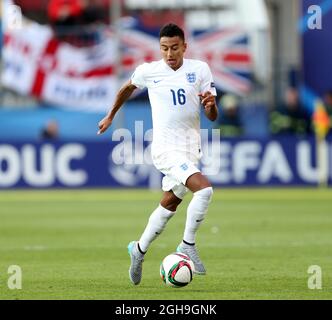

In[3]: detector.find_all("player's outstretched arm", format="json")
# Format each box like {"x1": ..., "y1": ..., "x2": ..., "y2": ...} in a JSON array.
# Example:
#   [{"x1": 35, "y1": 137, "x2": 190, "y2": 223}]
[
  {"x1": 98, "y1": 80, "x2": 137, "y2": 135},
  {"x1": 198, "y1": 91, "x2": 218, "y2": 122}
]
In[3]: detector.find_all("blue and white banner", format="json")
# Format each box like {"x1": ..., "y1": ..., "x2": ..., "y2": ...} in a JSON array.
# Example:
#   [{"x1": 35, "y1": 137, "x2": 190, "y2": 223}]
[{"x1": 0, "y1": 137, "x2": 331, "y2": 188}]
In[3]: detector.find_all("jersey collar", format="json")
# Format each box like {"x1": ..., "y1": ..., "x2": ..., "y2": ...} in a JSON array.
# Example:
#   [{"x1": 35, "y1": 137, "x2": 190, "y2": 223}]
[{"x1": 162, "y1": 58, "x2": 186, "y2": 72}]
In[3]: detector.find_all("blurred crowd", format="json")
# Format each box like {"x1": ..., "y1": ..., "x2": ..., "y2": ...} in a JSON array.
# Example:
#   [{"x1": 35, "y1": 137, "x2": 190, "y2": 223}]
[
  {"x1": 216, "y1": 88, "x2": 332, "y2": 138},
  {"x1": 269, "y1": 87, "x2": 311, "y2": 136},
  {"x1": 47, "y1": 0, "x2": 104, "y2": 46},
  {"x1": 1, "y1": 1, "x2": 331, "y2": 139}
]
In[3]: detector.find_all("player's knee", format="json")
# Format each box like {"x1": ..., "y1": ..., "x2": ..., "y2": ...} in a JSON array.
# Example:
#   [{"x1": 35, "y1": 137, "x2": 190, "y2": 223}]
[
  {"x1": 194, "y1": 186, "x2": 213, "y2": 203},
  {"x1": 162, "y1": 200, "x2": 182, "y2": 212},
  {"x1": 160, "y1": 193, "x2": 182, "y2": 212}
]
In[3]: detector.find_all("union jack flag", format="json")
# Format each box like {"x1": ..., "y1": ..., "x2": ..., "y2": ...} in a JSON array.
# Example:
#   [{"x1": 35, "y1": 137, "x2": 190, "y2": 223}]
[{"x1": 120, "y1": 27, "x2": 252, "y2": 96}]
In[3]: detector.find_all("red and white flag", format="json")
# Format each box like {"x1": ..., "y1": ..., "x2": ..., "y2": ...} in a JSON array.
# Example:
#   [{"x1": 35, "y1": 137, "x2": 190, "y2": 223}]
[{"x1": 2, "y1": 22, "x2": 117, "y2": 112}]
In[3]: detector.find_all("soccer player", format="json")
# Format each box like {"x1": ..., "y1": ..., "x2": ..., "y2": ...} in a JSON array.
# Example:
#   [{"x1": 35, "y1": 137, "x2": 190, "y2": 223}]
[{"x1": 98, "y1": 23, "x2": 218, "y2": 285}]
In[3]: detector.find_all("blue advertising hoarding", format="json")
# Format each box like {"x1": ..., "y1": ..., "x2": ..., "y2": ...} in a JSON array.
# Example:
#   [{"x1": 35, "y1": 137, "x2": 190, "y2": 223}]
[
  {"x1": 300, "y1": 0, "x2": 332, "y2": 112},
  {"x1": 301, "y1": 0, "x2": 332, "y2": 96},
  {"x1": 0, "y1": 136, "x2": 331, "y2": 189}
]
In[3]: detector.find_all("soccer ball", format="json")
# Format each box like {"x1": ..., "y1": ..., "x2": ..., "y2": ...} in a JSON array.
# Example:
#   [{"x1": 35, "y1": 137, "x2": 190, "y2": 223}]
[{"x1": 160, "y1": 252, "x2": 195, "y2": 288}]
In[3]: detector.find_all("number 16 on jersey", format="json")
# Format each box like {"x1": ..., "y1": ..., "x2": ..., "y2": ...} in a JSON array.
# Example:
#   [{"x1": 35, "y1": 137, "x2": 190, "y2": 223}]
[{"x1": 170, "y1": 89, "x2": 186, "y2": 106}]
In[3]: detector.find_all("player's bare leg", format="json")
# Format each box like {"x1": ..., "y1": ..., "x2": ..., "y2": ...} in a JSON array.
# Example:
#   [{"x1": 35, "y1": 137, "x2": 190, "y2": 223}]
[
  {"x1": 128, "y1": 191, "x2": 182, "y2": 285},
  {"x1": 177, "y1": 172, "x2": 213, "y2": 275},
  {"x1": 160, "y1": 191, "x2": 183, "y2": 211},
  {"x1": 186, "y1": 172, "x2": 212, "y2": 192}
]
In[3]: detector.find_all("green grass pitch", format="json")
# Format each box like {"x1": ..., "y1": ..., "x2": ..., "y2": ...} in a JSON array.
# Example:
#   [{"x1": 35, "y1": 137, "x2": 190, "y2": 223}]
[{"x1": 0, "y1": 188, "x2": 331, "y2": 300}]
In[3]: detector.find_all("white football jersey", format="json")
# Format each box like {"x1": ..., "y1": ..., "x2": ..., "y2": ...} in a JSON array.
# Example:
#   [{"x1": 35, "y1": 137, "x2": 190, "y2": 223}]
[{"x1": 131, "y1": 58, "x2": 217, "y2": 158}]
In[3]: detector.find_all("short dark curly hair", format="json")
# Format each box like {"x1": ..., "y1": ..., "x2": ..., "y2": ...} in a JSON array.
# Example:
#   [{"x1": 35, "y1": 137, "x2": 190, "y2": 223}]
[{"x1": 159, "y1": 23, "x2": 185, "y2": 41}]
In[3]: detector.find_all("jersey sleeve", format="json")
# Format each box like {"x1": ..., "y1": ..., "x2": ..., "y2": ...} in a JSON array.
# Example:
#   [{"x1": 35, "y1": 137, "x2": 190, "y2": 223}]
[
  {"x1": 130, "y1": 63, "x2": 148, "y2": 89},
  {"x1": 200, "y1": 62, "x2": 217, "y2": 96}
]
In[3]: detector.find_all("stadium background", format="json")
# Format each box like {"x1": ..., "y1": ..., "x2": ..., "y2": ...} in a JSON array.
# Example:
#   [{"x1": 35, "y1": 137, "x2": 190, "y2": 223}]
[{"x1": 0, "y1": 0, "x2": 331, "y2": 300}]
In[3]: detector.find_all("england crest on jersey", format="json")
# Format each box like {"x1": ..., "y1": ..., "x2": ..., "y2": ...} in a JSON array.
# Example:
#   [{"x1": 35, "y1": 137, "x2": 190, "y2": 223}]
[{"x1": 186, "y1": 72, "x2": 196, "y2": 83}]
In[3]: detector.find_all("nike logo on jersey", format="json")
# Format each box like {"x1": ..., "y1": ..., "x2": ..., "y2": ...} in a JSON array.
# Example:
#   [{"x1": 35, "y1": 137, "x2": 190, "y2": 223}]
[{"x1": 153, "y1": 79, "x2": 163, "y2": 83}]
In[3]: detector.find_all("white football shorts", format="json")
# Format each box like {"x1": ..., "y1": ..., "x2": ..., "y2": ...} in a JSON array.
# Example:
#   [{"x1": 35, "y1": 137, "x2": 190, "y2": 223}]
[{"x1": 152, "y1": 151, "x2": 201, "y2": 199}]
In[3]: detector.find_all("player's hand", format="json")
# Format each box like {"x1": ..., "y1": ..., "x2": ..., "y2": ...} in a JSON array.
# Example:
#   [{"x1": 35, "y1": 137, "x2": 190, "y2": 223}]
[
  {"x1": 198, "y1": 91, "x2": 216, "y2": 110},
  {"x1": 97, "y1": 117, "x2": 112, "y2": 135}
]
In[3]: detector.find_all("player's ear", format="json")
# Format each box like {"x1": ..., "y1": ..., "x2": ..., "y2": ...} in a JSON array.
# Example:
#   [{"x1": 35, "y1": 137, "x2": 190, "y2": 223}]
[{"x1": 183, "y1": 42, "x2": 187, "y2": 53}]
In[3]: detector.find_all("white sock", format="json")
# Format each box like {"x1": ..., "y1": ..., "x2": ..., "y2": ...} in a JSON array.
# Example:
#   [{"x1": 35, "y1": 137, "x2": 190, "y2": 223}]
[
  {"x1": 183, "y1": 187, "x2": 213, "y2": 244},
  {"x1": 138, "y1": 204, "x2": 175, "y2": 252}
]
